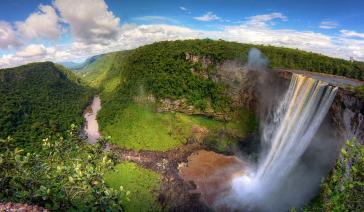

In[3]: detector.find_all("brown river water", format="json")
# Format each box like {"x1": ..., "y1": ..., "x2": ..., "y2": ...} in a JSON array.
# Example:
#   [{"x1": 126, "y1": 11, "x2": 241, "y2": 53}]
[
  {"x1": 83, "y1": 96, "x2": 102, "y2": 144},
  {"x1": 179, "y1": 150, "x2": 247, "y2": 206}
]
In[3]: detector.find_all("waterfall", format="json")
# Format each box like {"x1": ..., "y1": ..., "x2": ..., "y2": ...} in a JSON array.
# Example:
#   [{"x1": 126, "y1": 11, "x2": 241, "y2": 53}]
[
  {"x1": 227, "y1": 73, "x2": 338, "y2": 211},
  {"x1": 257, "y1": 74, "x2": 338, "y2": 183}
]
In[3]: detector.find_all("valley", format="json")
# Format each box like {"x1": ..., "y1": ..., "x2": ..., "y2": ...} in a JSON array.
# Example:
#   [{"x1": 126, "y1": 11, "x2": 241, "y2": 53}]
[{"x1": 1, "y1": 39, "x2": 363, "y2": 211}]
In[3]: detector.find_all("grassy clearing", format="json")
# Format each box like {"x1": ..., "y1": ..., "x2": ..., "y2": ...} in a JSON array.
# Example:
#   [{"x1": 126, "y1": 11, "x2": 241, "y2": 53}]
[
  {"x1": 101, "y1": 102, "x2": 256, "y2": 151},
  {"x1": 104, "y1": 162, "x2": 162, "y2": 212},
  {"x1": 102, "y1": 103, "x2": 224, "y2": 151}
]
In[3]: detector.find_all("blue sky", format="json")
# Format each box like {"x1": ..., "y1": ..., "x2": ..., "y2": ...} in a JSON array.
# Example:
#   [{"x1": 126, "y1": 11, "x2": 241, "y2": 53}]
[{"x1": 1, "y1": 0, "x2": 364, "y2": 68}]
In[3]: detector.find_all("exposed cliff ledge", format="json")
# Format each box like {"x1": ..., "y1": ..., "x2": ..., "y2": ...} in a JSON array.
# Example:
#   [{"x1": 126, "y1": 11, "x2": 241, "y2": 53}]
[{"x1": 157, "y1": 98, "x2": 230, "y2": 121}]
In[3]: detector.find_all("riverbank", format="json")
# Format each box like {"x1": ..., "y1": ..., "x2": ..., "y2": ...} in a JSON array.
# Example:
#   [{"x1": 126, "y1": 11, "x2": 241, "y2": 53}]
[
  {"x1": 83, "y1": 96, "x2": 101, "y2": 144},
  {"x1": 81, "y1": 95, "x2": 250, "y2": 211}
]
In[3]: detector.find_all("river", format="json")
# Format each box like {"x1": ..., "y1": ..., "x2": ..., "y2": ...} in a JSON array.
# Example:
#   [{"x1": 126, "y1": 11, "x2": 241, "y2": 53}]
[{"x1": 83, "y1": 96, "x2": 102, "y2": 144}]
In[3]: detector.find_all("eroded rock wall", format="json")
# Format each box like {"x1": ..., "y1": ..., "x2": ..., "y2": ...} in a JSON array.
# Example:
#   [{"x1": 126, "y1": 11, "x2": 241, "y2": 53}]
[{"x1": 331, "y1": 90, "x2": 364, "y2": 143}]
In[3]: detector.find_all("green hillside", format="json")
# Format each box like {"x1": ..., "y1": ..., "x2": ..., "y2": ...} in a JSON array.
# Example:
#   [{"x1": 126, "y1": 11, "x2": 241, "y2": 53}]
[
  {"x1": 78, "y1": 51, "x2": 129, "y2": 93},
  {"x1": 80, "y1": 39, "x2": 364, "y2": 98},
  {"x1": 0, "y1": 62, "x2": 125, "y2": 211},
  {"x1": 76, "y1": 39, "x2": 363, "y2": 152},
  {"x1": 0, "y1": 62, "x2": 93, "y2": 148},
  {"x1": 1, "y1": 39, "x2": 361, "y2": 211}
]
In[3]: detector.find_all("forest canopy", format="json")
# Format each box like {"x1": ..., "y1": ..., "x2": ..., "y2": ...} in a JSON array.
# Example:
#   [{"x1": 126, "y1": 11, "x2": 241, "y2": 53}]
[{"x1": 0, "y1": 62, "x2": 93, "y2": 149}]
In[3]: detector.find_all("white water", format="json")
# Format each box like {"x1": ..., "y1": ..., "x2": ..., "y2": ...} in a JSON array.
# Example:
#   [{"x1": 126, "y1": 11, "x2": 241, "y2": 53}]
[
  {"x1": 83, "y1": 96, "x2": 101, "y2": 144},
  {"x1": 228, "y1": 74, "x2": 338, "y2": 211},
  {"x1": 258, "y1": 74, "x2": 338, "y2": 182}
]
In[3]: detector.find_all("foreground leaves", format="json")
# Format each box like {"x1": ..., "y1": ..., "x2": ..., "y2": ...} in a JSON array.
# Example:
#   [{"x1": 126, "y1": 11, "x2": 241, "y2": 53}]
[
  {"x1": 305, "y1": 138, "x2": 364, "y2": 211},
  {"x1": 0, "y1": 126, "x2": 124, "y2": 211}
]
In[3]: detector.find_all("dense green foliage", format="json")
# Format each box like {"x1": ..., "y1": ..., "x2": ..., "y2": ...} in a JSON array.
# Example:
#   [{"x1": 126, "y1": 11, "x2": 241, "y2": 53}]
[
  {"x1": 105, "y1": 161, "x2": 162, "y2": 212},
  {"x1": 78, "y1": 39, "x2": 364, "y2": 152},
  {"x1": 0, "y1": 126, "x2": 124, "y2": 211},
  {"x1": 305, "y1": 139, "x2": 364, "y2": 211},
  {"x1": 0, "y1": 62, "x2": 93, "y2": 148},
  {"x1": 120, "y1": 39, "x2": 364, "y2": 83},
  {"x1": 103, "y1": 102, "x2": 249, "y2": 151},
  {"x1": 119, "y1": 41, "x2": 231, "y2": 112},
  {"x1": 80, "y1": 40, "x2": 363, "y2": 132},
  {"x1": 259, "y1": 45, "x2": 364, "y2": 80},
  {"x1": 79, "y1": 52, "x2": 129, "y2": 93}
]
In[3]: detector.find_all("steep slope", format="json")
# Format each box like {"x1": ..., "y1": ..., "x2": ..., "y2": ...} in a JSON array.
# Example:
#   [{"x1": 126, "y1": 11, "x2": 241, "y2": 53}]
[
  {"x1": 78, "y1": 39, "x2": 363, "y2": 152},
  {"x1": 0, "y1": 62, "x2": 93, "y2": 148}
]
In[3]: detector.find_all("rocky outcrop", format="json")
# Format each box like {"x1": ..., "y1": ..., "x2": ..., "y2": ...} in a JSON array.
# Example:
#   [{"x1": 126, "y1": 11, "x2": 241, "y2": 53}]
[
  {"x1": 331, "y1": 89, "x2": 364, "y2": 143},
  {"x1": 157, "y1": 98, "x2": 229, "y2": 121},
  {"x1": 185, "y1": 53, "x2": 213, "y2": 69},
  {"x1": 212, "y1": 61, "x2": 258, "y2": 110},
  {"x1": 185, "y1": 54, "x2": 259, "y2": 111},
  {"x1": 185, "y1": 53, "x2": 213, "y2": 79}
]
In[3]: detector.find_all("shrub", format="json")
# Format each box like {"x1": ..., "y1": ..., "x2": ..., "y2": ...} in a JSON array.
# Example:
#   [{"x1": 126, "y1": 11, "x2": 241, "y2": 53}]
[
  {"x1": 0, "y1": 125, "x2": 125, "y2": 211},
  {"x1": 305, "y1": 139, "x2": 364, "y2": 211}
]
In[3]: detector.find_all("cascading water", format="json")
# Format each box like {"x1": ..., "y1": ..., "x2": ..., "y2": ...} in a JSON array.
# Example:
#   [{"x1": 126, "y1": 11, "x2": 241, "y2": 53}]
[
  {"x1": 258, "y1": 74, "x2": 338, "y2": 182},
  {"x1": 226, "y1": 73, "x2": 338, "y2": 211}
]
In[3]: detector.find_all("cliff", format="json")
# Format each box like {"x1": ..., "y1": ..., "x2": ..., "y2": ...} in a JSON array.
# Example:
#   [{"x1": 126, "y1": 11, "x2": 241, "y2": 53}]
[
  {"x1": 274, "y1": 69, "x2": 364, "y2": 143},
  {"x1": 185, "y1": 54, "x2": 364, "y2": 143}
]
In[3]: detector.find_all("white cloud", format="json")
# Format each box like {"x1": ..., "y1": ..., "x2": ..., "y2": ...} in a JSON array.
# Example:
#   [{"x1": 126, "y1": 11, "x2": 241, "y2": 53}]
[
  {"x1": 1, "y1": 44, "x2": 71, "y2": 68},
  {"x1": 133, "y1": 16, "x2": 179, "y2": 24},
  {"x1": 16, "y1": 5, "x2": 61, "y2": 40},
  {"x1": 0, "y1": 21, "x2": 22, "y2": 48},
  {"x1": 54, "y1": 0, "x2": 121, "y2": 44},
  {"x1": 319, "y1": 21, "x2": 338, "y2": 29},
  {"x1": 2, "y1": 12, "x2": 364, "y2": 69},
  {"x1": 15, "y1": 44, "x2": 48, "y2": 58},
  {"x1": 246, "y1": 12, "x2": 287, "y2": 28},
  {"x1": 194, "y1": 12, "x2": 220, "y2": 22},
  {"x1": 340, "y1": 29, "x2": 364, "y2": 39}
]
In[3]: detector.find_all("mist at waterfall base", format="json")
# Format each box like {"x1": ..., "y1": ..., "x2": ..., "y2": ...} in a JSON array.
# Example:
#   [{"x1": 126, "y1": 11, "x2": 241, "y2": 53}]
[{"x1": 216, "y1": 48, "x2": 342, "y2": 211}]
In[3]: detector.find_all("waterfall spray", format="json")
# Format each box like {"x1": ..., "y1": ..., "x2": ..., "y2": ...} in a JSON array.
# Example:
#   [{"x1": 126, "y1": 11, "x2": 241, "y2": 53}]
[
  {"x1": 258, "y1": 74, "x2": 338, "y2": 182},
  {"x1": 226, "y1": 73, "x2": 338, "y2": 211}
]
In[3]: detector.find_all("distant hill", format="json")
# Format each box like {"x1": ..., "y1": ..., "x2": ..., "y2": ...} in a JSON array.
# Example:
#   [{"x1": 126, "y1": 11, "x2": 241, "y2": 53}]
[
  {"x1": 75, "y1": 51, "x2": 130, "y2": 91},
  {"x1": 59, "y1": 61, "x2": 84, "y2": 70},
  {"x1": 60, "y1": 54, "x2": 104, "y2": 71},
  {"x1": 0, "y1": 62, "x2": 93, "y2": 148}
]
